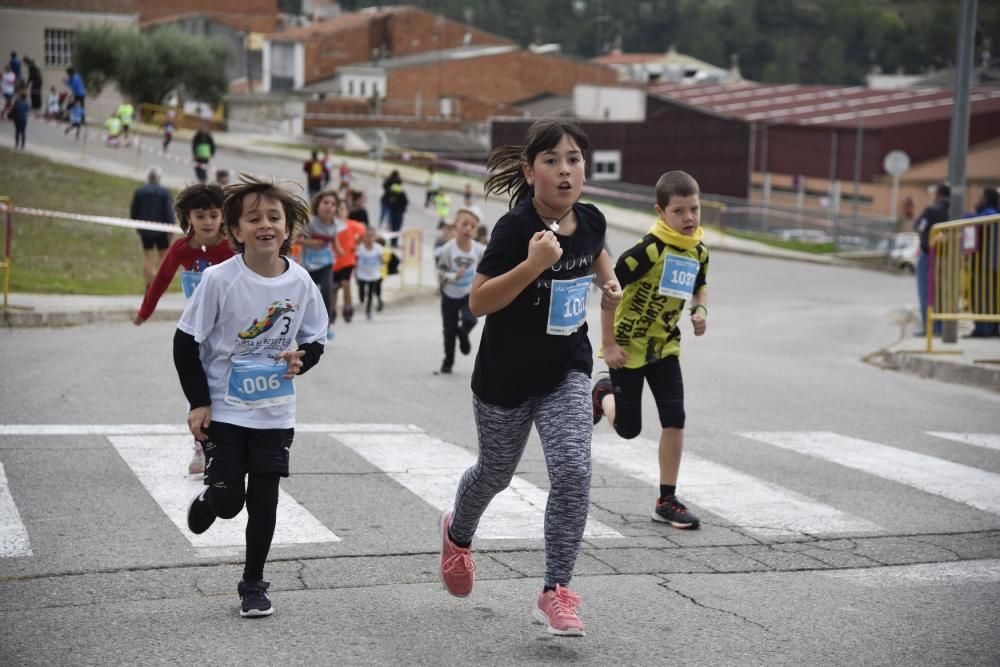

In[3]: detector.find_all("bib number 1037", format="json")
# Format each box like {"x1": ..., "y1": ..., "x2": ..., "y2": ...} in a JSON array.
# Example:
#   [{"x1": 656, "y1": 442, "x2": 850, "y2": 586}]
[{"x1": 659, "y1": 255, "x2": 699, "y2": 299}]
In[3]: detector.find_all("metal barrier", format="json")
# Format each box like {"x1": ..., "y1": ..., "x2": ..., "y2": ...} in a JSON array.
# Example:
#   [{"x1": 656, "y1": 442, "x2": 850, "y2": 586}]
[
  {"x1": 926, "y1": 213, "x2": 1000, "y2": 352},
  {"x1": 0, "y1": 196, "x2": 10, "y2": 309}
]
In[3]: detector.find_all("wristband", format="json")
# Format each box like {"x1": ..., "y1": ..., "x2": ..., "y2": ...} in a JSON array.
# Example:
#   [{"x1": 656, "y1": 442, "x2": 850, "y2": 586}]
[{"x1": 690, "y1": 304, "x2": 707, "y2": 317}]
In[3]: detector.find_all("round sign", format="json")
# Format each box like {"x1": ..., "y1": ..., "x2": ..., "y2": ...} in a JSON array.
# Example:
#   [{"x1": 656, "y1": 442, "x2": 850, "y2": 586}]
[{"x1": 883, "y1": 150, "x2": 911, "y2": 176}]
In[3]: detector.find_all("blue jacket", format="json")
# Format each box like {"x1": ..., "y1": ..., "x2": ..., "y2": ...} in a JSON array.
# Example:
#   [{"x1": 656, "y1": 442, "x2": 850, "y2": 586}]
[{"x1": 10, "y1": 98, "x2": 29, "y2": 123}]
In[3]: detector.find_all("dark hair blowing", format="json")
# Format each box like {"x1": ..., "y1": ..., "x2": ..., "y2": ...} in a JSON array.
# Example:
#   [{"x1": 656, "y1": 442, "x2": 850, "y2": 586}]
[
  {"x1": 484, "y1": 118, "x2": 590, "y2": 209},
  {"x1": 655, "y1": 171, "x2": 700, "y2": 208},
  {"x1": 222, "y1": 174, "x2": 309, "y2": 255},
  {"x1": 174, "y1": 183, "x2": 225, "y2": 234}
]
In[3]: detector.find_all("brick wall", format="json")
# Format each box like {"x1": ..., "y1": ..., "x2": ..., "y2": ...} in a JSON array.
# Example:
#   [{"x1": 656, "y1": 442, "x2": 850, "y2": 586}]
[
  {"x1": 1, "y1": 0, "x2": 137, "y2": 11},
  {"x1": 138, "y1": 0, "x2": 277, "y2": 32},
  {"x1": 385, "y1": 51, "x2": 617, "y2": 122}
]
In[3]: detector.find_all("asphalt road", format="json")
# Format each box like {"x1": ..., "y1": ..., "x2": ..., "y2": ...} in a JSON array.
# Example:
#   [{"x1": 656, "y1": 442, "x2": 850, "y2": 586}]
[{"x1": 1, "y1": 120, "x2": 999, "y2": 665}]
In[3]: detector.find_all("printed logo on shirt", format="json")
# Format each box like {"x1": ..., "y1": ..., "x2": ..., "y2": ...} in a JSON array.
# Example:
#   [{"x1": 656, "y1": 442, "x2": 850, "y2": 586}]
[{"x1": 238, "y1": 300, "x2": 296, "y2": 340}]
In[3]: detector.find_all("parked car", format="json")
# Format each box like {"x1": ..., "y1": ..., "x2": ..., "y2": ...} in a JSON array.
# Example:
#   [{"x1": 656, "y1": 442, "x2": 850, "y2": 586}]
[{"x1": 889, "y1": 232, "x2": 920, "y2": 273}]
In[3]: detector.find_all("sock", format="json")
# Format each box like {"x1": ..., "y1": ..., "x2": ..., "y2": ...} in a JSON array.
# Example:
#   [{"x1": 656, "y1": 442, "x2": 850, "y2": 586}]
[
  {"x1": 659, "y1": 484, "x2": 676, "y2": 500},
  {"x1": 543, "y1": 585, "x2": 556, "y2": 593},
  {"x1": 448, "y1": 527, "x2": 471, "y2": 549}
]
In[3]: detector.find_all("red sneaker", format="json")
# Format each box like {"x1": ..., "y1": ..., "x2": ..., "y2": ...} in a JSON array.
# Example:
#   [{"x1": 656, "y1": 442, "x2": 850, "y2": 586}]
[
  {"x1": 533, "y1": 585, "x2": 585, "y2": 636},
  {"x1": 439, "y1": 511, "x2": 475, "y2": 597}
]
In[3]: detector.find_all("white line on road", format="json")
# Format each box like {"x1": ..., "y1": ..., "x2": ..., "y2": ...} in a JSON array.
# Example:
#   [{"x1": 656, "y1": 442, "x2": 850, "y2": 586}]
[
  {"x1": 740, "y1": 432, "x2": 1000, "y2": 516},
  {"x1": 592, "y1": 435, "x2": 880, "y2": 536},
  {"x1": 334, "y1": 432, "x2": 623, "y2": 540},
  {"x1": 927, "y1": 432, "x2": 1000, "y2": 452},
  {"x1": 109, "y1": 435, "x2": 339, "y2": 550},
  {"x1": 0, "y1": 462, "x2": 32, "y2": 558},
  {"x1": 0, "y1": 423, "x2": 418, "y2": 436},
  {"x1": 824, "y1": 559, "x2": 1000, "y2": 585}
]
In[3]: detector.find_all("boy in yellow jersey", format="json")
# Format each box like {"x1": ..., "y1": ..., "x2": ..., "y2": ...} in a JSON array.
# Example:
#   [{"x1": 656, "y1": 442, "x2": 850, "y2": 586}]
[{"x1": 593, "y1": 170, "x2": 708, "y2": 529}]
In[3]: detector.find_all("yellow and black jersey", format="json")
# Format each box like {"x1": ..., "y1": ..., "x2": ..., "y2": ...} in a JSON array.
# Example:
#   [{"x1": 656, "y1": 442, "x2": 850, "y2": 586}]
[{"x1": 612, "y1": 229, "x2": 708, "y2": 368}]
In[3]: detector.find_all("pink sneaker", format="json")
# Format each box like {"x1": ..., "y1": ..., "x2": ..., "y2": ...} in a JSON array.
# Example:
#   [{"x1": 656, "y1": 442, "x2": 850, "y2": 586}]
[
  {"x1": 533, "y1": 585, "x2": 585, "y2": 636},
  {"x1": 439, "y1": 511, "x2": 475, "y2": 597}
]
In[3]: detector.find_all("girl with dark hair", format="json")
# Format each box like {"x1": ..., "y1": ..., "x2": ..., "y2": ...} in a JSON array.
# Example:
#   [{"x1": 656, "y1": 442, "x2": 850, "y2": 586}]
[{"x1": 438, "y1": 118, "x2": 622, "y2": 637}]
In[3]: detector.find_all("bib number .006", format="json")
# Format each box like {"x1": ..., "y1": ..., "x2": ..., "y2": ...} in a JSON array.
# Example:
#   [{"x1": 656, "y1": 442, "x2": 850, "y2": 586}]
[{"x1": 241, "y1": 373, "x2": 282, "y2": 395}]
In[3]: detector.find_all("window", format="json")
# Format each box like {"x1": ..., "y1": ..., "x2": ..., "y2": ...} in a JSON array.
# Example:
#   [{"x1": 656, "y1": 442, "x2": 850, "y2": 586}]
[
  {"x1": 591, "y1": 150, "x2": 621, "y2": 182},
  {"x1": 360, "y1": 80, "x2": 367, "y2": 96},
  {"x1": 44, "y1": 29, "x2": 74, "y2": 67}
]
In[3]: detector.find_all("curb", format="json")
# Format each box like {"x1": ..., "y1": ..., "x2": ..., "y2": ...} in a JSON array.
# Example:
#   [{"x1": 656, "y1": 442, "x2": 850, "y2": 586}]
[{"x1": 864, "y1": 347, "x2": 1000, "y2": 393}]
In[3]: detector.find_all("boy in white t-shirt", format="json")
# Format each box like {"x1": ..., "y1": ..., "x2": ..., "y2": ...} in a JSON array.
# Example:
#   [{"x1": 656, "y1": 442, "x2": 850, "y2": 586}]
[
  {"x1": 173, "y1": 175, "x2": 327, "y2": 618},
  {"x1": 354, "y1": 226, "x2": 384, "y2": 319},
  {"x1": 434, "y1": 205, "x2": 485, "y2": 374}
]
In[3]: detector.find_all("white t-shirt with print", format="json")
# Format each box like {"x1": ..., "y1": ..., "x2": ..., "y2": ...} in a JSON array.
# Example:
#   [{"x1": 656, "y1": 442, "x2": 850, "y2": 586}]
[
  {"x1": 177, "y1": 254, "x2": 328, "y2": 429},
  {"x1": 435, "y1": 238, "x2": 485, "y2": 299},
  {"x1": 355, "y1": 243, "x2": 384, "y2": 282}
]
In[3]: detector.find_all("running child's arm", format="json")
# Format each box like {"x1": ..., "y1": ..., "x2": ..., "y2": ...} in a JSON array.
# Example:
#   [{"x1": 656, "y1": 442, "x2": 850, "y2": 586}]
[
  {"x1": 689, "y1": 251, "x2": 709, "y2": 337},
  {"x1": 135, "y1": 243, "x2": 183, "y2": 324},
  {"x1": 594, "y1": 249, "x2": 627, "y2": 368},
  {"x1": 469, "y1": 230, "x2": 562, "y2": 317},
  {"x1": 276, "y1": 341, "x2": 324, "y2": 379},
  {"x1": 613, "y1": 236, "x2": 657, "y2": 290},
  {"x1": 173, "y1": 329, "x2": 211, "y2": 440}
]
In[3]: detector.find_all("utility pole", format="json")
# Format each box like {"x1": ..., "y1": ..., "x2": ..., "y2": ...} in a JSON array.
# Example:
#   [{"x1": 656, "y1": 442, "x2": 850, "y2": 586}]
[{"x1": 942, "y1": 0, "x2": 977, "y2": 343}]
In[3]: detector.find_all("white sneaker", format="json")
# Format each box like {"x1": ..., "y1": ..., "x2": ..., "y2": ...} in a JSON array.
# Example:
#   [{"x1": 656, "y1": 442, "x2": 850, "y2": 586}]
[{"x1": 188, "y1": 441, "x2": 205, "y2": 475}]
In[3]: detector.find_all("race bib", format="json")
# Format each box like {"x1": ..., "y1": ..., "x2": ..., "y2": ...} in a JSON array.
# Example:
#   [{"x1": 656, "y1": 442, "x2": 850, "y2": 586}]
[
  {"x1": 659, "y1": 254, "x2": 699, "y2": 299},
  {"x1": 225, "y1": 358, "x2": 294, "y2": 408},
  {"x1": 547, "y1": 275, "x2": 594, "y2": 336},
  {"x1": 181, "y1": 270, "x2": 202, "y2": 298}
]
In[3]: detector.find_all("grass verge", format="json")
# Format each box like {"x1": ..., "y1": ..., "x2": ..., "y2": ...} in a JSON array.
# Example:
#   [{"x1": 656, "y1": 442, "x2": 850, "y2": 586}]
[
  {"x1": 0, "y1": 147, "x2": 179, "y2": 295},
  {"x1": 721, "y1": 228, "x2": 838, "y2": 254}
]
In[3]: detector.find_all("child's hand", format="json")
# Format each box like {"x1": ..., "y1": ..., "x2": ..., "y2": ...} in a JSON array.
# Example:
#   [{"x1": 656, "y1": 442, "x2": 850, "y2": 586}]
[
  {"x1": 133, "y1": 312, "x2": 146, "y2": 326},
  {"x1": 604, "y1": 342, "x2": 628, "y2": 369},
  {"x1": 527, "y1": 230, "x2": 562, "y2": 272},
  {"x1": 187, "y1": 406, "x2": 212, "y2": 441},
  {"x1": 455, "y1": 267, "x2": 467, "y2": 281},
  {"x1": 600, "y1": 279, "x2": 622, "y2": 311},
  {"x1": 691, "y1": 312, "x2": 707, "y2": 336},
  {"x1": 277, "y1": 350, "x2": 305, "y2": 378}
]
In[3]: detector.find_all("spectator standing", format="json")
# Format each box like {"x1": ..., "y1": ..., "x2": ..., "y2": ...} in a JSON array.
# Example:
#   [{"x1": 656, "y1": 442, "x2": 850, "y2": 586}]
[
  {"x1": 10, "y1": 90, "x2": 29, "y2": 149},
  {"x1": 8, "y1": 52, "x2": 21, "y2": 83},
  {"x1": 914, "y1": 184, "x2": 951, "y2": 337},
  {"x1": 379, "y1": 169, "x2": 401, "y2": 227},
  {"x1": 64, "y1": 98, "x2": 84, "y2": 139},
  {"x1": 130, "y1": 166, "x2": 175, "y2": 289},
  {"x1": 117, "y1": 99, "x2": 135, "y2": 144},
  {"x1": 385, "y1": 181, "x2": 408, "y2": 248},
  {"x1": 2, "y1": 66, "x2": 15, "y2": 114},
  {"x1": 23, "y1": 56, "x2": 42, "y2": 110},
  {"x1": 965, "y1": 187, "x2": 1000, "y2": 338},
  {"x1": 303, "y1": 150, "x2": 327, "y2": 199}
]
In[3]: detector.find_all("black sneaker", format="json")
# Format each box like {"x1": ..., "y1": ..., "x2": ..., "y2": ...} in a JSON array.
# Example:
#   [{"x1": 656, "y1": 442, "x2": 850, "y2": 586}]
[
  {"x1": 343, "y1": 306, "x2": 354, "y2": 323},
  {"x1": 652, "y1": 496, "x2": 700, "y2": 529},
  {"x1": 591, "y1": 371, "x2": 612, "y2": 425},
  {"x1": 238, "y1": 580, "x2": 274, "y2": 618},
  {"x1": 186, "y1": 487, "x2": 216, "y2": 534},
  {"x1": 439, "y1": 363, "x2": 453, "y2": 374},
  {"x1": 376, "y1": 300, "x2": 384, "y2": 312},
  {"x1": 458, "y1": 330, "x2": 471, "y2": 355}
]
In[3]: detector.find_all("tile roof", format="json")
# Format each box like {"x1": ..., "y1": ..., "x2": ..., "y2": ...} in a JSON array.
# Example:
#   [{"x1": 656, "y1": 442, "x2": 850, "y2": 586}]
[
  {"x1": 649, "y1": 82, "x2": 1000, "y2": 128},
  {"x1": 269, "y1": 6, "x2": 403, "y2": 41}
]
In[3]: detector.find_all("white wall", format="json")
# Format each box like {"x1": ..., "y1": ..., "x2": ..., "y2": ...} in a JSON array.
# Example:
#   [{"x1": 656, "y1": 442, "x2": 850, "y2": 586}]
[{"x1": 573, "y1": 85, "x2": 646, "y2": 122}]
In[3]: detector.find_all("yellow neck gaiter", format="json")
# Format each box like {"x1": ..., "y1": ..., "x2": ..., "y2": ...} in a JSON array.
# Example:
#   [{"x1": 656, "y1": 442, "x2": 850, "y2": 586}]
[{"x1": 649, "y1": 219, "x2": 703, "y2": 250}]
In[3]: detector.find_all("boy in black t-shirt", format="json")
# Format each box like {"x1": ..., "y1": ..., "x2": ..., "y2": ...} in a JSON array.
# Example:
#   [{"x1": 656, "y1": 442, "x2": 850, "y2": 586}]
[
  {"x1": 592, "y1": 171, "x2": 709, "y2": 530},
  {"x1": 438, "y1": 119, "x2": 622, "y2": 637}
]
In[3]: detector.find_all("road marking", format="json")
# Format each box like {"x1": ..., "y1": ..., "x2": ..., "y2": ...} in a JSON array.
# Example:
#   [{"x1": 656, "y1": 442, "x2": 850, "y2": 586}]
[
  {"x1": 739, "y1": 432, "x2": 1000, "y2": 516},
  {"x1": 928, "y1": 432, "x2": 1000, "y2": 452},
  {"x1": 0, "y1": 423, "x2": 418, "y2": 436},
  {"x1": 592, "y1": 435, "x2": 880, "y2": 536},
  {"x1": 334, "y1": 432, "x2": 623, "y2": 540},
  {"x1": 0, "y1": 462, "x2": 32, "y2": 557},
  {"x1": 824, "y1": 559, "x2": 1000, "y2": 585},
  {"x1": 109, "y1": 435, "x2": 339, "y2": 550}
]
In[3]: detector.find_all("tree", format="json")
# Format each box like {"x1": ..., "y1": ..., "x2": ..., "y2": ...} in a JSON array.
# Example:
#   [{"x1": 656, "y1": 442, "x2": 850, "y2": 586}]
[{"x1": 72, "y1": 25, "x2": 231, "y2": 106}]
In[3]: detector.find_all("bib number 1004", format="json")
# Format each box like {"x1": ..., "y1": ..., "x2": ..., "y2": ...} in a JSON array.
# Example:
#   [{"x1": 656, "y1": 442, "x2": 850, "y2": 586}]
[{"x1": 562, "y1": 296, "x2": 586, "y2": 319}]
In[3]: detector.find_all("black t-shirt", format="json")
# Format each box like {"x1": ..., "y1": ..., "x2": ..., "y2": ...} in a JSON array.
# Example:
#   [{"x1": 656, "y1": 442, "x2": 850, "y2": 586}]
[
  {"x1": 915, "y1": 199, "x2": 949, "y2": 252},
  {"x1": 471, "y1": 199, "x2": 607, "y2": 407}
]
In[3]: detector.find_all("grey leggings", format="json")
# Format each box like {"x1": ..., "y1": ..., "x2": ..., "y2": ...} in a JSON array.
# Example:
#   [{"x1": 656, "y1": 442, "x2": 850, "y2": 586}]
[{"x1": 450, "y1": 371, "x2": 592, "y2": 588}]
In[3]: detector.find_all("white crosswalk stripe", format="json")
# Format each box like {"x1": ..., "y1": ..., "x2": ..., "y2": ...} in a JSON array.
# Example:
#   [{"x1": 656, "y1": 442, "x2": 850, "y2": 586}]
[
  {"x1": 740, "y1": 431, "x2": 1000, "y2": 516},
  {"x1": 0, "y1": 462, "x2": 32, "y2": 558},
  {"x1": 109, "y1": 435, "x2": 340, "y2": 552},
  {"x1": 927, "y1": 432, "x2": 1000, "y2": 452},
  {"x1": 592, "y1": 435, "x2": 880, "y2": 536},
  {"x1": 334, "y1": 431, "x2": 624, "y2": 540}
]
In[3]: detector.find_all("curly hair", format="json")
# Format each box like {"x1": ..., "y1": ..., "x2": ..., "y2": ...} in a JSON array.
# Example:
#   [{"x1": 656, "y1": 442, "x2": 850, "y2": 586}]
[
  {"x1": 222, "y1": 174, "x2": 309, "y2": 255},
  {"x1": 174, "y1": 183, "x2": 224, "y2": 234}
]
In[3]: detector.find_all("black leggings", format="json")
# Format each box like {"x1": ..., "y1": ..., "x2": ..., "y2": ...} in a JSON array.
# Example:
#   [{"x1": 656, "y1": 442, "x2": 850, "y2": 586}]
[
  {"x1": 205, "y1": 473, "x2": 280, "y2": 582},
  {"x1": 308, "y1": 265, "x2": 334, "y2": 324},
  {"x1": 357, "y1": 279, "x2": 382, "y2": 313},
  {"x1": 608, "y1": 355, "x2": 685, "y2": 438}
]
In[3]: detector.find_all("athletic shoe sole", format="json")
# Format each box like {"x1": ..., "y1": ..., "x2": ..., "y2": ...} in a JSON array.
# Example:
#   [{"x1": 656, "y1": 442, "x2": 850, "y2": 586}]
[
  {"x1": 650, "y1": 510, "x2": 699, "y2": 529},
  {"x1": 532, "y1": 608, "x2": 585, "y2": 636},
  {"x1": 240, "y1": 607, "x2": 274, "y2": 618}
]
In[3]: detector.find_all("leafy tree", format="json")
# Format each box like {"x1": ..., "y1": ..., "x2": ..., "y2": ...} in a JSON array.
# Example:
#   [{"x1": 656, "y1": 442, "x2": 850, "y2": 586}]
[{"x1": 72, "y1": 26, "x2": 231, "y2": 106}]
